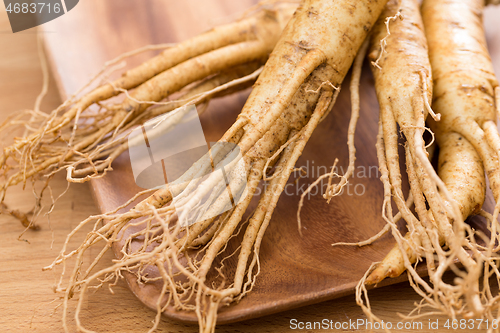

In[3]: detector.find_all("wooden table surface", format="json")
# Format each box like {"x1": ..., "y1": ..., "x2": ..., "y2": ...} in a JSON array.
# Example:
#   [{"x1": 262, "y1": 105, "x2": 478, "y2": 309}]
[{"x1": 0, "y1": 4, "x2": 499, "y2": 333}]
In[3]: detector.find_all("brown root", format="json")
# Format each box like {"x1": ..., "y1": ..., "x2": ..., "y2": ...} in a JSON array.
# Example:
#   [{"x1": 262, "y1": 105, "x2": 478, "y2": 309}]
[{"x1": 0, "y1": 202, "x2": 37, "y2": 230}]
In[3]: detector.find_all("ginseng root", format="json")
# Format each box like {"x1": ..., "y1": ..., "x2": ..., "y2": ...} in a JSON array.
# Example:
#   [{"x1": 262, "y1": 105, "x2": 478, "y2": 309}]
[
  {"x1": 357, "y1": 0, "x2": 500, "y2": 325},
  {"x1": 421, "y1": 0, "x2": 499, "y2": 321},
  {"x1": 0, "y1": 2, "x2": 297, "y2": 215},
  {"x1": 44, "y1": 1, "x2": 389, "y2": 332},
  {"x1": 362, "y1": 0, "x2": 447, "y2": 287}
]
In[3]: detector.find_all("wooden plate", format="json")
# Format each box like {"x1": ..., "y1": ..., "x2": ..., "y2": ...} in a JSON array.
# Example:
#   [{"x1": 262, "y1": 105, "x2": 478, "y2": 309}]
[{"x1": 42, "y1": 0, "x2": 500, "y2": 325}]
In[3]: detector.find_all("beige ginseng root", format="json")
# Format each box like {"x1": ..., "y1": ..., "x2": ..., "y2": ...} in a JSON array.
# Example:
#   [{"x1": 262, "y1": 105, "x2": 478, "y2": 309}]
[
  {"x1": 43, "y1": 1, "x2": 390, "y2": 332},
  {"x1": 342, "y1": 0, "x2": 485, "y2": 324},
  {"x1": 0, "y1": 1, "x2": 298, "y2": 223},
  {"x1": 357, "y1": 125, "x2": 487, "y2": 325},
  {"x1": 356, "y1": 0, "x2": 500, "y2": 325},
  {"x1": 416, "y1": 0, "x2": 500, "y2": 322},
  {"x1": 351, "y1": 0, "x2": 447, "y2": 289}
]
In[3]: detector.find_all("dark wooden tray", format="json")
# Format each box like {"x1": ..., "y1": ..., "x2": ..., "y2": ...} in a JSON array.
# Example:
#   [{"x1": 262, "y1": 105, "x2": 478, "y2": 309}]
[{"x1": 42, "y1": 0, "x2": 500, "y2": 325}]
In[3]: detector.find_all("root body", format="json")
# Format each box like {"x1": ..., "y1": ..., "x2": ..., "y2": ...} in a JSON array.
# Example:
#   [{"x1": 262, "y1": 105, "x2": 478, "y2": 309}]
[
  {"x1": 45, "y1": 1, "x2": 391, "y2": 332},
  {"x1": 358, "y1": 0, "x2": 500, "y2": 326}
]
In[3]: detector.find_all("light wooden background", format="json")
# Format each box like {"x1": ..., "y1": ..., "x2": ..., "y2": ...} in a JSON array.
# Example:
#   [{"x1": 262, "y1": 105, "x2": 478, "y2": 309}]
[{"x1": 1, "y1": 3, "x2": 499, "y2": 333}]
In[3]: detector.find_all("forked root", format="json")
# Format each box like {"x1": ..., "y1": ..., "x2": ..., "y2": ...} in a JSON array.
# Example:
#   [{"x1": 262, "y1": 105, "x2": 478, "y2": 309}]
[
  {"x1": 354, "y1": 0, "x2": 493, "y2": 326},
  {"x1": 422, "y1": 2, "x2": 500, "y2": 313},
  {"x1": 48, "y1": 86, "x2": 337, "y2": 333},
  {"x1": 45, "y1": 66, "x2": 339, "y2": 333},
  {"x1": 44, "y1": 0, "x2": 391, "y2": 331},
  {"x1": 0, "y1": 1, "x2": 298, "y2": 219}
]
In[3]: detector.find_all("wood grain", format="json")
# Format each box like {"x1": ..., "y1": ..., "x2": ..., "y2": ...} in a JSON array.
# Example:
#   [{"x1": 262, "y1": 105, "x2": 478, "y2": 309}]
[{"x1": 0, "y1": 1, "x2": 498, "y2": 332}]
